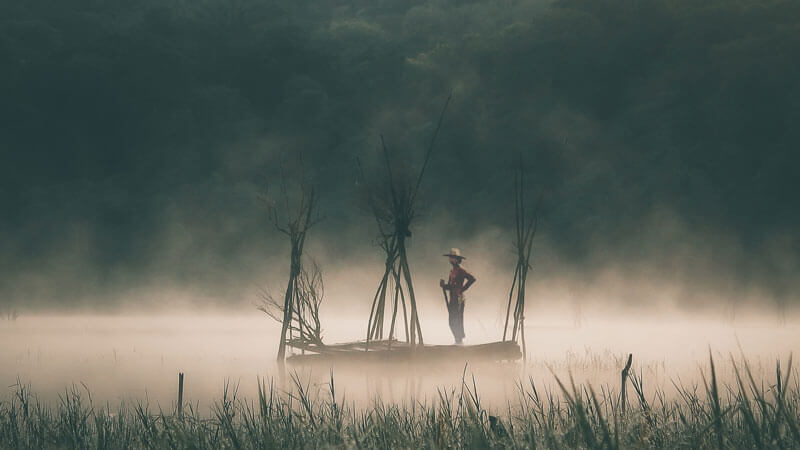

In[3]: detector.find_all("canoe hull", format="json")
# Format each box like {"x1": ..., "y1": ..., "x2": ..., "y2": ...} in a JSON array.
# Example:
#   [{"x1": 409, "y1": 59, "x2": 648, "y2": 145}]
[{"x1": 286, "y1": 340, "x2": 521, "y2": 365}]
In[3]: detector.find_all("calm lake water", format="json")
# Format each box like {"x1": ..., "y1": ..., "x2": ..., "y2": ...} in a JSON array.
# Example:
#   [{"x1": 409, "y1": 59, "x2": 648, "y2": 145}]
[{"x1": 1, "y1": 313, "x2": 797, "y2": 413}]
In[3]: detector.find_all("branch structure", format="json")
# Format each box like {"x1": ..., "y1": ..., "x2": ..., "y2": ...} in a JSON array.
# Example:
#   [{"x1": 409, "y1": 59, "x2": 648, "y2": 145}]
[
  {"x1": 362, "y1": 94, "x2": 452, "y2": 349},
  {"x1": 502, "y1": 156, "x2": 542, "y2": 361},
  {"x1": 260, "y1": 157, "x2": 322, "y2": 362}
]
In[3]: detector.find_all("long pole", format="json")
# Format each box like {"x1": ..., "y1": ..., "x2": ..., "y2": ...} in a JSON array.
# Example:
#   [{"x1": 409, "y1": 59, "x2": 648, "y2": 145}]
[
  {"x1": 502, "y1": 266, "x2": 519, "y2": 341},
  {"x1": 399, "y1": 242, "x2": 423, "y2": 346},
  {"x1": 366, "y1": 267, "x2": 391, "y2": 346},
  {"x1": 277, "y1": 261, "x2": 297, "y2": 361},
  {"x1": 399, "y1": 278, "x2": 410, "y2": 342},
  {"x1": 387, "y1": 267, "x2": 403, "y2": 344}
]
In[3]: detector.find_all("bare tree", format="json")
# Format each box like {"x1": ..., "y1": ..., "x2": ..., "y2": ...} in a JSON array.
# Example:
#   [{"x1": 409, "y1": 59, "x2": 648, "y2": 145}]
[
  {"x1": 259, "y1": 260, "x2": 325, "y2": 350},
  {"x1": 261, "y1": 157, "x2": 321, "y2": 361}
]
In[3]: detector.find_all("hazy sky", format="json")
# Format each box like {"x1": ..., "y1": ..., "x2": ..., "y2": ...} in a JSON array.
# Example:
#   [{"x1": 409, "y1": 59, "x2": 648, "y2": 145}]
[{"x1": 1, "y1": 0, "x2": 798, "y2": 310}]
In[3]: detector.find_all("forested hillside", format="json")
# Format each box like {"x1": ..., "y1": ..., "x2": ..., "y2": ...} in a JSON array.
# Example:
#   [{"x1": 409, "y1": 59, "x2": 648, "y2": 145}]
[{"x1": 2, "y1": 0, "x2": 798, "y2": 305}]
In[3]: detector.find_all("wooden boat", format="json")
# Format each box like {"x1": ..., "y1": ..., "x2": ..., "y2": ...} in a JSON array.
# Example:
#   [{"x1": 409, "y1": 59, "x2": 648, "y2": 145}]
[{"x1": 285, "y1": 339, "x2": 521, "y2": 365}]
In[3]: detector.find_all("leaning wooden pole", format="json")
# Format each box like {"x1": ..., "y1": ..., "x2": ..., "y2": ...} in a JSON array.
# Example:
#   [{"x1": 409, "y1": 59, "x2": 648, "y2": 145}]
[
  {"x1": 411, "y1": 93, "x2": 452, "y2": 204},
  {"x1": 519, "y1": 191, "x2": 541, "y2": 352},
  {"x1": 277, "y1": 257, "x2": 298, "y2": 361},
  {"x1": 502, "y1": 266, "x2": 520, "y2": 341},
  {"x1": 367, "y1": 245, "x2": 401, "y2": 347},
  {"x1": 398, "y1": 272, "x2": 410, "y2": 342},
  {"x1": 517, "y1": 263, "x2": 528, "y2": 359},
  {"x1": 519, "y1": 216, "x2": 537, "y2": 359},
  {"x1": 510, "y1": 173, "x2": 525, "y2": 343},
  {"x1": 399, "y1": 241, "x2": 423, "y2": 346},
  {"x1": 387, "y1": 267, "x2": 403, "y2": 343},
  {"x1": 366, "y1": 267, "x2": 390, "y2": 344}
]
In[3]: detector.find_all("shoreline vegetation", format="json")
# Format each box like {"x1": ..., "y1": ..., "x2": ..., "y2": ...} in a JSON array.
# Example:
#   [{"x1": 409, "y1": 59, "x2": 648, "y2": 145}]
[{"x1": 1, "y1": 355, "x2": 797, "y2": 449}]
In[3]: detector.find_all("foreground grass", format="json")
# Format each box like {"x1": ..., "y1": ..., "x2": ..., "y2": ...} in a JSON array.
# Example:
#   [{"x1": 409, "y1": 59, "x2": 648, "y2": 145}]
[{"x1": 1, "y1": 355, "x2": 798, "y2": 449}]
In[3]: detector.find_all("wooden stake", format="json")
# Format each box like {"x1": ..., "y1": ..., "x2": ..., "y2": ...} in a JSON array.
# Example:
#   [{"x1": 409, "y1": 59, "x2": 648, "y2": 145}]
[
  {"x1": 518, "y1": 262, "x2": 529, "y2": 359},
  {"x1": 399, "y1": 277, "x2": 410, "y2": 342},
  {"x1": 399, "y1": 244, "x2": 423, "y2": 346},
  {"x1": 621, "y1": 354, "x2": 632, "y2": 413},
  {"x1": 177, "y1": 372, "x2": 184, "y2": 418},
  {"x1": 502, "y1": 266, "x2": 520, "y2": 341},
  {"x1": 366, "y1": 268, "x2": 391, "y2": 347},
  {"x1": 387, "y1": 267, "x2": 402, "y2": 343}
]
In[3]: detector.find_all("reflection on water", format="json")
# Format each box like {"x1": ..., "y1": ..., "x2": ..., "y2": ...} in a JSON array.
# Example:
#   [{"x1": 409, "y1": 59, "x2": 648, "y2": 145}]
[{"x1": 1, "y1": 314, "x2": 797, "y2": 413}]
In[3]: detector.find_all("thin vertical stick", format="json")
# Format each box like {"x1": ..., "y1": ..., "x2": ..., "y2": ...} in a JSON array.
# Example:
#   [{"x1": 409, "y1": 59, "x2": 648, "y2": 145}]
[
  {"x1": 518, "y1": 161, "x2": 526, "y2": 247},
  {"x1": 399, "y1": 277, "x2": 410, "y2": 343},
  {"x1": 518, "y1": 268, "x2": 528, "y2": 360},
  {"x1": 177, "y1": 372, "x2": 184, "y2": 418},
  {"x1": 518, "y1": 192, "x2": 541, "y2": 357},
  {"x1": 621, "y1": 354, "x2": 633, "y2": 413},
  {"x1": 509, "y1": 167, "x2": 525, "y2": 343},
  {"x1": 381, "y1": 135, "x2": 400, "y2": 216},
  {"x1": 376, "y1": 270, "x2": 389, "y2": 339},
  {"x1": 511, "y1": 274, "x2": 525, "y2": 341},
  {"x1": 506, "y1": 157, "x2": 541, "y2": 355},
  {"x1": 411, "y1": 93, "x2": 452, "y2": 203},
  {"x1": 376, "y1": 275, "x2": 387, "y2": 339},
  {"x1": 366, "y1": 268, "x2": 391, "y2": 345},
  {"x1": 298, "y1": 279, "x2": 305, "y2": 354},
  {"x1": 387, "y1": 265, "x2": 403, "y2": 344},
  {"x1": 520, "y1": 315, "x2": 527, "y2": 361},
  {"x1": 503, "y1": 266, "x2": 520, "y2": 341},
  {"x1": 399, "y1": 243, "x2": 423, "y2": 346},
  {"x1": 277, "y1": 268, "x2": 296, "y2": 361}
]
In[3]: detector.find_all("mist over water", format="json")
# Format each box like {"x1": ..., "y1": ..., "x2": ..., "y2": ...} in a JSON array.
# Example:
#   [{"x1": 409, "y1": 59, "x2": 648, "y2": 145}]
[{"x1": 2, "y1": 310, "x2": 796, "y2": 414}]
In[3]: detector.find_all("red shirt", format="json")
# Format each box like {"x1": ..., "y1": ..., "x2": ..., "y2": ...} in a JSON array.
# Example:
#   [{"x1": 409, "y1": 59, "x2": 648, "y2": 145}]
[{"x1": 447, "y1": 265, "x2": 476, "y2": 303}]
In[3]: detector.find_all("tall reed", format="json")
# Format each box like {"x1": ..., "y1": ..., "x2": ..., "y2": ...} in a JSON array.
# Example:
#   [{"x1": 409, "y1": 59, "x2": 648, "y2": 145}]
[{"x1": 1, "y1": 357, "x2": 797, "y2": 449}]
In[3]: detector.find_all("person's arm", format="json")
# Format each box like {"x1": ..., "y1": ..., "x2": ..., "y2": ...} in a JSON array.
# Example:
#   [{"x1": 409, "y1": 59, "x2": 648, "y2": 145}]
[{"x1": 461, "y1": 268, "x2": 476, "y2": 292}]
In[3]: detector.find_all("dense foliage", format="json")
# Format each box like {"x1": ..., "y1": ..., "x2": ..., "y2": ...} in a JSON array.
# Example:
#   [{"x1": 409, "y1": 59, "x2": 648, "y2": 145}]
[{"x1": 2, "y1": 0, "x2": 799, "y2": 304}]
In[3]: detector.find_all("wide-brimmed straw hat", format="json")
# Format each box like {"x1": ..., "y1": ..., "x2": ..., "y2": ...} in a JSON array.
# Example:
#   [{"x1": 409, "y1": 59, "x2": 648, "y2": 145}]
[{"x1": 443, "y1": 248, "x2": 466, "y2": 260}]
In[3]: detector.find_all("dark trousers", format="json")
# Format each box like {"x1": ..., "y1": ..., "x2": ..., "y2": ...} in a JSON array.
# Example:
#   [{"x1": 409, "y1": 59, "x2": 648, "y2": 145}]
[{"x1": 448, "y1": 300, "x2": 465, "y2": 341}]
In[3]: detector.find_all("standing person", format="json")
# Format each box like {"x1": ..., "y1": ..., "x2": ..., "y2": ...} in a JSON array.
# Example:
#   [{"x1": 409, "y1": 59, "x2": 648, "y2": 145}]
[{"x1": 439, "y1": 248, "x2": 476, "y2": 345}]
